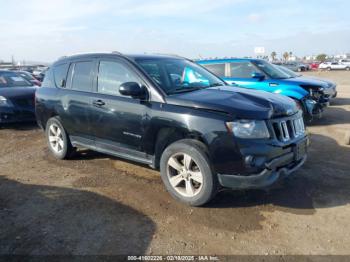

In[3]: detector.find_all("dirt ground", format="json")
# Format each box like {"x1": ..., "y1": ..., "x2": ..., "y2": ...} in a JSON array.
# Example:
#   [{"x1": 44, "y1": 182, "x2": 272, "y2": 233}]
[{"x1": 0, "y1": 71, "x2": 349, "y2": 256}]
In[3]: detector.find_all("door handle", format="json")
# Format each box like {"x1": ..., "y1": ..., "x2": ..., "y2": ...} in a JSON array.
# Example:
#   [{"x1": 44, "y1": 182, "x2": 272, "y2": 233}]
[{"x1": 93, "y1": 100, "x2": 105, "y2": 107}]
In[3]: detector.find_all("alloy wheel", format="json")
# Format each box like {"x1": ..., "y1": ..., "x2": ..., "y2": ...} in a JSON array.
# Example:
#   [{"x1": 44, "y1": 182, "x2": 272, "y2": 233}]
[
  {"x1": 166, "y1": 153, "x2": 203, "y2": 197},
  {"x1": 48, "y1": 123, "x2": 64, "y2": 154}
]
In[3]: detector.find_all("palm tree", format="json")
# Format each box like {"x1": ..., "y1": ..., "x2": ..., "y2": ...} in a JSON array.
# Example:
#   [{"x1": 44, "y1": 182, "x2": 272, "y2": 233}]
[
  {"x1": 283, "y1": 52, "x2": 289, "y2": 61},
  {"x1": 271, "y1": 51, "x2": 277, "y2": 61}
]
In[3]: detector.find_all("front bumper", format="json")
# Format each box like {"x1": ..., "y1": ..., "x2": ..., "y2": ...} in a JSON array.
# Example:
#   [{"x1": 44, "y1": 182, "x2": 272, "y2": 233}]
[
  {"x1": 303, "y1": 98, "x2": 328, "y2": 119},
  {"x1": 217, "y1": 137, "x2": 308, "y2": 189}
]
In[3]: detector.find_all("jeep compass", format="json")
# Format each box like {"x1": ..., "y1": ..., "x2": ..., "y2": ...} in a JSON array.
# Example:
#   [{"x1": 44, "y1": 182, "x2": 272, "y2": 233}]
[{"x1": 35, "y1": 53, "x2": 308, "y2": 206}]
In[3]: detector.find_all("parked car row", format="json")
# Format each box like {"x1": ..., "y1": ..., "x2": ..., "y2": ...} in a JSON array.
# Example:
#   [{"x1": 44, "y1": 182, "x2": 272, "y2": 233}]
[
  {"x1": 319, "y1": 61, "x2": 350, "y2": 71},
  {"x1": 273, "y1": 60, "x2": 350, "y2": 71},
  {"x1": 272, "y1": 61, "x2": 310, "y2": 72},
  {"x1": 1, "y1": 52, "x2": 338, "y2": 206}
]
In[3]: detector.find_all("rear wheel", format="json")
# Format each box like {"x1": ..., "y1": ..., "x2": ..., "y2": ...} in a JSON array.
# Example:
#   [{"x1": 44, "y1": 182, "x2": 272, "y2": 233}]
[
  {"x1": 346, "y1": 67, "x2": 350, "y2": 71},
  {"x1": 327, "y1": 67, "x2": 331, "y2": 71},
  {"x1": 160, "y1": 139, "x2": 218, "y2": 206},
  {"x1": 46, "y1": 117, "x2": 74, "y2": 159}
]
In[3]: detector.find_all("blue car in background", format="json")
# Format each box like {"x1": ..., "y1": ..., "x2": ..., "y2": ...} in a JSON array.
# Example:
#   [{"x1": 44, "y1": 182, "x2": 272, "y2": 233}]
[{"x1": 197, "y1": 58, "x2": 330, "y2": 119}]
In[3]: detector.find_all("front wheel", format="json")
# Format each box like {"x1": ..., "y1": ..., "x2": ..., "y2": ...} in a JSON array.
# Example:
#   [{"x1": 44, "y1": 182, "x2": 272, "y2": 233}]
[
  {"x1": 160, "y1": 139, "x2": 218, "y2": 206},
  {"x1": 346, "y1": 67, "x2": 350, "y2": 71}
]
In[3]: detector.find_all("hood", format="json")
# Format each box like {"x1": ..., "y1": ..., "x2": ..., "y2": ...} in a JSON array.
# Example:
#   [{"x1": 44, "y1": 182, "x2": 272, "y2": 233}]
[
  {"x1": 0, "y1": 86, "x2": 37, "y2": 99},
  {"x1": 296, "y1": 76, "x2": 336, "y2": 87},
  {"x1": 166, "y1": 86, "x2": 298, "y2": 119},
  {"x1": 280, "y1": 77, "x2": 329, "y2": 89}
]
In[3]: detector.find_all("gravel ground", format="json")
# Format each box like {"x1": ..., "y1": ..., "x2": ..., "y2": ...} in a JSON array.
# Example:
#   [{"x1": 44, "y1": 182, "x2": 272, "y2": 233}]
[{"x1": 0, "y1": 71, "x2": 349, "y2": 256}]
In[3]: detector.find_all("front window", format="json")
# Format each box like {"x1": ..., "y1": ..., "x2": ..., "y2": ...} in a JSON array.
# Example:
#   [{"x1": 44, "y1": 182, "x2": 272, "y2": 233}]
[
  {"x1": 97, "y1": 60, "x2": 142, "y2": 96},
  {"x1": 0, "y1": 72, "x2": 33, "y2": 88},
  {"x1": 252, "y1": 60, "x2": 290, "y2": 79},
  {"x1": 135, "y1": 58, "x2": 225, "y2": 95}
]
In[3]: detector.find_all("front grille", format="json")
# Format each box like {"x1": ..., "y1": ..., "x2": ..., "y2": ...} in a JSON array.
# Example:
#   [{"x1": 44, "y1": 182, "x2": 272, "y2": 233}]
[{"x1": 271, "y1": 115, "x2": 305, "y2": 142}]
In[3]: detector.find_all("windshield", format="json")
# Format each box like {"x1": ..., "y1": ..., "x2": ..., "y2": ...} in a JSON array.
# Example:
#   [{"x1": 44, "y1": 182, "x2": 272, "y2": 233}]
[
  {"x1": 0, "y1": 72, "x2": 33, "y2": 88},
  {"x1": 135, "y1": 58, "x2": 225, "y2": 94},
  {"x1": 276, "y1": 65, "x2": 300, "y2": 78},
  {"x1": 17, "y1": 72, "x2": 35, "y2": 81},
  {"x1": 252, "y1": 60, "x2": 290, "y2": 79}
]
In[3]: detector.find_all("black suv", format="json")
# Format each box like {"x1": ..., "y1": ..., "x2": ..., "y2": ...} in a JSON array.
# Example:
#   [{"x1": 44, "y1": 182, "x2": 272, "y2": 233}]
[{"x1": 35, "y1": 53, "x2": 308, "y2": 206}]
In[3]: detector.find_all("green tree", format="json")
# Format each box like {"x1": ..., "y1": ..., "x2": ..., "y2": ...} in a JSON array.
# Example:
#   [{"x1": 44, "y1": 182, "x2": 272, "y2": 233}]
[
  {"x1": 283, "y1": 52, "x2": 289, "y2": 61},
  {"x1": 271, "y1": 51, "x2": 277, "y2": 60},
  {"x1": 316, "y1": 54, "x2": 327, "y2": 62}
]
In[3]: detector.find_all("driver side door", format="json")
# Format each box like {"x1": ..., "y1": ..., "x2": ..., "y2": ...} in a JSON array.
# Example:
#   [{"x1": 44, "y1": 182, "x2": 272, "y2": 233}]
[
  {"x1": 89, "y1": 58, "x2": 151, "y2": 162},
  {"x1": 225, "y1": 61, "x2": 273, "y2": 92}
]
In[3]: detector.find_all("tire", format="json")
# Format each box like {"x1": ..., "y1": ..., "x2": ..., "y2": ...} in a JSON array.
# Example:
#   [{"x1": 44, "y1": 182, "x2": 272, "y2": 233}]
[
  {"x1": 297, "y1": 67, "x2": 302, "y2": 72},
  {"x1": 160, "y1": 139, "x2": 218, "y2": 206},
  {"x1": 327, "y1": 67, "x2": 331, "y2": 71},
  {"x1": 45, "y1": 117, "x2": 74, "y2": 159},
  {"x1": 346, "y1": 67, "x2": 350, "y2": 71}
]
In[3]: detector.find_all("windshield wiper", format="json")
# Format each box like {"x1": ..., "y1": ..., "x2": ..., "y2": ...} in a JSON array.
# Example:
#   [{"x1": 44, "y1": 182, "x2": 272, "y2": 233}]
[{"x1": 168, "y1": 86, "x2": 203, "y2": 94}]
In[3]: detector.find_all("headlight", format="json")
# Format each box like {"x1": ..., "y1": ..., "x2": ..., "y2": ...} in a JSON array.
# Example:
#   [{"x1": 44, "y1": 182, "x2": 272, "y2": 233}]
[
  {"x1": 226, "y1": 120, "x2": 270, "y2": 139},
  {"x1": 0, "y1": 96, "x2": 11, "y2": 107}
]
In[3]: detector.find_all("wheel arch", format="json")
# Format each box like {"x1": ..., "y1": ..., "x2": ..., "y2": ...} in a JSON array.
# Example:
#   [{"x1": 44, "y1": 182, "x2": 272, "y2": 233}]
[{"x1": 152, "y1": 127, "x2": 208, "y2": 169}]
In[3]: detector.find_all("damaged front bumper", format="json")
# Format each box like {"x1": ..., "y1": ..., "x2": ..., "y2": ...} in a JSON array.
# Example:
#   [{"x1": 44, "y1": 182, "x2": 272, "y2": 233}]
[{"x1": 217, "y1": 137, "x2": 308, "y2": 189}]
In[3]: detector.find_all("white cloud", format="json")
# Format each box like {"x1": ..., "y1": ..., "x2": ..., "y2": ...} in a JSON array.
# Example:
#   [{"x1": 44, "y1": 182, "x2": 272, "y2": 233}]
[{"x1": 247, "y1": 13, "x2": 263, "y2": 23}]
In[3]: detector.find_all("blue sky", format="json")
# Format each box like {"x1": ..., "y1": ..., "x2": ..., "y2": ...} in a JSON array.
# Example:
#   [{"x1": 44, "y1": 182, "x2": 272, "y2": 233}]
[{"x1": 0, "y1": 0, "x2": 349, "y2": 62}]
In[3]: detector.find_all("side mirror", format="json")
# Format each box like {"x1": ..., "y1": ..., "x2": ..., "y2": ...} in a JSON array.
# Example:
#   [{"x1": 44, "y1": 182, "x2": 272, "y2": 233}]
[
  {"x1": 119, "y1": 82, "x2": 147, "y2": 99},
  {"x1": 251, "y1": 72, "x2": 265, "y2": 81}
]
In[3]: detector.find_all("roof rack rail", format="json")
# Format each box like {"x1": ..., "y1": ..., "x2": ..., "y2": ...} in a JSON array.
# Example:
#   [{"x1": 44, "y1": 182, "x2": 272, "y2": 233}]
[
  {"x1": 57, "y1": 51, "x2": 126, "y2": 61},
  {"x1": 111, "y1": 51, "x2": 123, "y2": 55}
]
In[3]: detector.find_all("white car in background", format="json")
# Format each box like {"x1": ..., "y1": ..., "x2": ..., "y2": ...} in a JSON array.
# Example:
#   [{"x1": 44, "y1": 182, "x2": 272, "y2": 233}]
[
  {"x1": 339, "y1": 59, "x2": 350, "y2": 66},
  {"x1": 319, "y1": 62, "x2": 349, "y2": 71}
]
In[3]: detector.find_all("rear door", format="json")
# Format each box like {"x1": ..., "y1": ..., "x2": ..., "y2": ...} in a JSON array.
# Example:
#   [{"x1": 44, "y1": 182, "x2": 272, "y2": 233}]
[{"x1": 58, "y1": 60, "x2": 97, "y2": 143}]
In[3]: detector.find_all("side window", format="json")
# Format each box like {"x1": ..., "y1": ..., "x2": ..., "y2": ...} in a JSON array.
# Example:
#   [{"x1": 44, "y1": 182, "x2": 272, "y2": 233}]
[
  {"x1": 53, "y1": 63, "x2": 69, "y2": 88},
  {"x1": 97, "y1": 60, "x2": 141, "y2": 96},
  {"x1": 230, "y1": 62, "x2": 257, "y2": 78},
  {"x1": 202, "y1": 63, "x2": 226, "y2": 77},
  {"x1": 70, "y1": 61, "x2": 94, "y2": 92}
]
